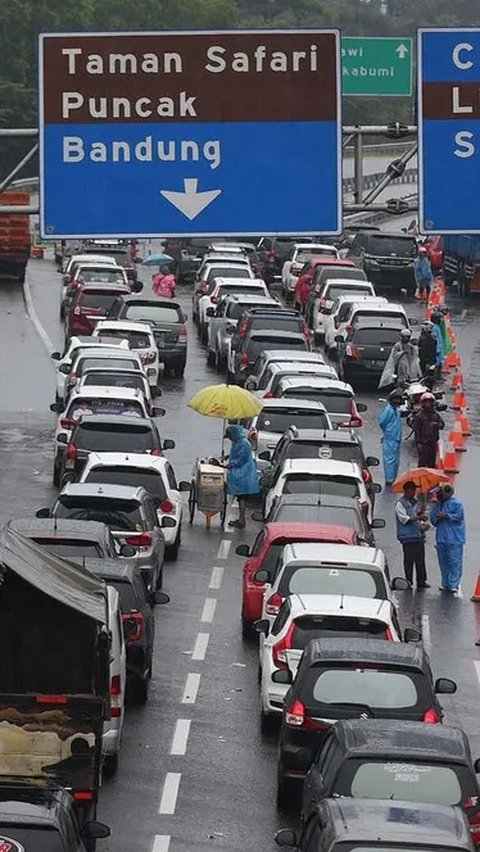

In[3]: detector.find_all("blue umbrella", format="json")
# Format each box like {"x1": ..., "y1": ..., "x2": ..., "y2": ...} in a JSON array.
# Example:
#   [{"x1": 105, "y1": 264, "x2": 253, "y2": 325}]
[{"x1": 141, "y1": 252, "x2": 174, "y2": 266}]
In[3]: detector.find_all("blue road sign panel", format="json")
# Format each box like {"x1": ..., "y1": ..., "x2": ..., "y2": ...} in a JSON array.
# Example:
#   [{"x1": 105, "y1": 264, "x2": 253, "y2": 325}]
[
  {"x1": 39, "y1": 31, "x2": 341, "y2": 239},
  {"x1": 419, "y1": 28, "x2": 480, "y2": 234}
]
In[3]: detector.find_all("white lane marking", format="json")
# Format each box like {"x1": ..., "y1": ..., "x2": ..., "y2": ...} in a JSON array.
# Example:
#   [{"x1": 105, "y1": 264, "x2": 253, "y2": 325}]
[
  {"x1": 159, "y1": 773, "x2": 181, "y2": 814},
  {"x1": 23, "y1": 273, "x2": 56, "y2": 357},
  {"x1": 209, "y1": 566, "x2": 224, "y2": 589},
  {"x1": 181, "y1": 672, "x2": 201, "y2": 704},
  {"x1": 201, "y1": 598, "x2": 217, "y2": 623},
  {"x1": 170, "y1": 719, "x2": 192, "y2": 756},
  {"x1": 421, "y1": 614, "x2": 431, "y2": 653},
  {"x1": 217, "y1": 538, "x2": 231, "y2": 559},
  {"x1": 473, "y1": 661, "x2": 480, "y2": 687},
  {"x1": 152, "y1": 836, "x2": 171, "y2": 852},
  {"x1": 460, "y1": 308, "x2": 467, "y2": 320},
  {"x1": 192, "y1": 632, "x2": 210, "y2": 661}
]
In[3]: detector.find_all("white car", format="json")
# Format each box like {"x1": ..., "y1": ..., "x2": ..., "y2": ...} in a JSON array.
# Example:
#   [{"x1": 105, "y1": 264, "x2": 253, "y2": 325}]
[
  {"x1": 206, "y1": 294, "x2": 279, "y2": 370},
  {"x1": 197, "y1": 252, "x2": 252, "y2": 281},
  {"x1": 52, "y1": 336, "x2": 130, "y2": 402},
  {"x1": 258, "y1": 592, "x2": 403, "y2": 725},
  {"x1": 192, "y1": 262, "x2": 254, "y2": 321},
  {"x1": 245, "y1": 398, "x2": 333, "y2": 471},
  {"x1": 79, "y1": 452, "x2": 190, "y2": 558},
  {"x1": 103, "y1": 584, "x2": 127, "y2": 774},
  {"x1": 282, "y1": 243, "x2": 338, "y2": 299},
  {"x1": 275, "y1": 376, "x2": 367, "y2": 428},
  {"x1": 252, "y1": 360, "x2": 338, "y2": 399},
  {"x1": 77, "y1": 368, "x2": 155, "y2": 413},
  {"x1": 334, "y1": 300, "x2": 411, "y2": 349},
  {"x1": 324, "y1": 295, "x2": 388, "y2": 354},
  {"x1": 63, "y1": 348, "x2": 146, "y2": 402},
  {"x1": 93, "y1": 321, "x2": 159, "y2": 386},
  {"x1": 199, "y1": 277, "x2": 269, "y2": 340},
  {"x1": 244, "y1": 350, "x2": 326, "y2": 392},
  {"x1": 310, "y1": 278, "x2": 376, "y2": 343},
  {"x1": 263, "y1": 457, "x2": 376, "y2": 521}
]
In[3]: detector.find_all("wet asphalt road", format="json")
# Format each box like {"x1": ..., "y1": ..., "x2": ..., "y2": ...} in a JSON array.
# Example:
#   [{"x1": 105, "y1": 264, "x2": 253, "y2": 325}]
[{"x1": 4, "y1": 255, "x2": 480, "y2": 852}]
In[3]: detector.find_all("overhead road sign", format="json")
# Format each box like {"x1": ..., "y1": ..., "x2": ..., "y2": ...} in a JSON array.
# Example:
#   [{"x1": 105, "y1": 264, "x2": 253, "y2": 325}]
[
  {"x1": 342, "y1": 37, "x2": 413, "y2": 96},
  {"x1": 418, "y1": 28, "x2": 480, "y2": 234},
  {"x1": 39, "y1": 30, "x2": 341, "y2": 239}
]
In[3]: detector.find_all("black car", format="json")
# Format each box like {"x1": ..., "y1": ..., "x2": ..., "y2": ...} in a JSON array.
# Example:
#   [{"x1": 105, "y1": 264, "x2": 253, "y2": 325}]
[
  {"x1": 337, "y1": 323, "x2": 406, "y2": 387},
  {"x1": 108, "y1": 297, "x2": 188, "y2": 377},
  {"x1": 84, "y1": 559, "x2": 163, "y2": 703},
  {"x1": 262, "y1": 494, "x2": 385, "y2": 547},
  {"x1": 6, "y1": 518, "x2": 135, "y2": 561},
  {"x1": 302, "y1": 719, "x2": 480, "y2": 836},
  {"x1": 232, "y1": 329, "x2": 310, "y2": 383},
  {"x1": 57, "y1": 415, "x2": 172, "y2": 486},
  {"x1": 346, "y1": 231, "x2": 417, "y2": 296},
  {"x1": 275, "y1": 637, "x2": 456, "y2": 807},
  {"x1": 275, "y1": 798, "x2": 475, "y2": 852}
]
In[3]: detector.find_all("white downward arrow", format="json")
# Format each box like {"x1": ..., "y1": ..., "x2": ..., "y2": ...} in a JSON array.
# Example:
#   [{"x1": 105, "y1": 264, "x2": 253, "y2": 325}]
[
  {"x1": 396, "y1": 43, "x2": 409, "y2": 59},
  {"x1": 160, "y1": 178, "x2": 221, "y2": 221}
]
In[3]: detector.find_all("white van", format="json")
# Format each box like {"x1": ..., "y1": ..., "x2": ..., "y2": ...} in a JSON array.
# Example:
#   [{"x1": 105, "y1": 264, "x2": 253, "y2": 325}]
[{"x1": 103, "y1": 585, "x2": 127, "y2": 776}]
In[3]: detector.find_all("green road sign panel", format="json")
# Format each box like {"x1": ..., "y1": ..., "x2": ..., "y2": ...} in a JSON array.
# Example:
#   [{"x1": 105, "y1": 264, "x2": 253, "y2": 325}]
[{"x1": 342, "y1": 37, "x2": 413, "y2": 96}]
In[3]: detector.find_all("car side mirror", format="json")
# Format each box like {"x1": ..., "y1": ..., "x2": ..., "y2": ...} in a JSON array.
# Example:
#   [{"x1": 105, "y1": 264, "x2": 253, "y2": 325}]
[
  {"x1": 51, "y1": 351, "x2": 61, "y2": 361},
  {"x1": 153, "y1": 407, "x2": 165, "y2": 417},
  {"x1": 271, "y1": 669, "x2": 293, "y2": 685},
  {"x1": 366, "y1": 456, "x2": 379, "y2": 467},
  {"x1": 251, "y1": 510, "x2": 264, "y2": 522},
  {"x1": 244, "y1": 377, "x2": 258, "y2": 390},
  {"x1": 119, "y1": 544, "x2": 136, "y2": 557},
  {"x1": 161, "y1": 516, "x2": 177, "y2": 528},
  {"x1": 371, "y1": 518, "x2": 386, "y2": 529},
  {"x1": 437, "y1": 403, "x2": 448, "y2": 412},
  {"x1": 369, "y1": 483, "x2": 382, "y2": 494},
  {"x1": 257, "y1": 450, "x2": 271, "y2": 461},
  {"x1": 403, "y1": 627, "x2": 422, "y2": 643},
  {"x1": 178, "y1": 481, "x2": 191, "y2": 492},
  {"x1": 50, "y1": 402, "x2": 64, "y2": 413},
  {"x1": 59, "y1": 363, "x2": 71, "y2": 374},
  {"x1": 131, "y1": 280, "x2": 143, "y2": 293},
  {"x1": 36, "y1": 507, "x2": 51, "y2": 518},
  {"x1": 82, "y1": 821, "x2": 110, "y2": 841},
  {"x1": 335, "y1": 335, "x2": 344, "y2": 343},
  {"x1": 254, "y1": 619, "x2": 270, "y2": 634},
  {"x1": 409, "y1": 317, "x2": 419, "y2": 326},
  {"x1": 357, "y1": 402, "x2": 368, "y2": 412},
  {"x1": 253, "y1": 569, "x2": 270, "y2": 583},
  {"x1": 474, "y1": 758, "x2": 480, "y2": 774},
  {"x1": 391, "y1": 576, "x2": 410, "y2": 591},
  {"x1": 235, "y1": 543, "x2": 250, "y2": 557},
  {"x1": 162, "y1": 439, "x2": 175, "y2": 450},
  {"x1": 205, "y1": 307, "x2": 215, "y2": 317},
  {"x1": 154, "y1": 591, "x2": 171, "y2": 605},
  {"x1": 435, "y1": 677, "x2": 457, "y2": 694},
  {"x1": 275, "y1": 829, "x2": 297, "y2": 848},
  {"x1": 56, "y1": 433, "x2": 68, "y2": 444}
]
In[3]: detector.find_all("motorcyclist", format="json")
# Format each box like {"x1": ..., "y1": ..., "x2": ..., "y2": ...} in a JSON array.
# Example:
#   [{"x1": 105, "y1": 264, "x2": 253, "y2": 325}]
[
  {"x1": 379, "y1": 328, "x2": 421, "y2": 389},
  {"x1": 418, "y1": 320, "x2": 437, "y2": 389},
  {"x1": 414, "y1": 391, "x2": 445, "y2": 468}
]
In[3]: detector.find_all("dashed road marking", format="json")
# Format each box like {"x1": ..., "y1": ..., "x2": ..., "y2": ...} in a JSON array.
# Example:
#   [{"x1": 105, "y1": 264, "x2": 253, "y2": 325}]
[
  {"x1": 421, "y1": 614, "x2": 431, "y2": 653},
  {"x1": 192, "y1": 632, "x2": 210, "y2": 661},
  {"x1": 201, "y1": 598, "x2": 217, "y2": 623},
  {"x1": 217, "y1": 538, "x2": 231, "y2": 560},
  {"x1": 159, "y1": 773, "x2": 182, "y2": 814},
  {"x1": 170, "y1": 719, "x2": 192, "y2": 756},
  {"x1": 152, "y1": 836, "x2": 171, "y2": 852},
  {"x1": 181, "y1": 673, "x2": 201, "y2": 704},
  {"x1": 209, "y1": 566, "x2": 224, "y2": 589},
  {"x1": 473, "y1": 660, "x2": 480, "y2": 686}
]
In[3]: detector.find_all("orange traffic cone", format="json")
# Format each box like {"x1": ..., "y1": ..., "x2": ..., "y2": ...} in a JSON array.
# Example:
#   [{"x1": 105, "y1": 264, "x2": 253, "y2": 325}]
[
  {"x1": 471, "y1": 574, "x2": 480, "y2": 602},
  {"x1": 441, "y1": 443, "x2": 460, "y2": 474},
  {"x1": 450, "y1": 372, "x2": 463, "y2": 391},
  {"x1": 449, "y1": 424, "x2": 466, "y2": 452},
  {"x1": 443, "y1": 352, "x2": 457, "y2": 371},
  {"x1": 455, "y1": 410, "x2": 472, "y2": 436},
  {"x1": 452, "y1": 390, "x2": 467, "y2": 410},
  {"x1": 429, "y1": 291, "x2": 440, "y2": 307}
]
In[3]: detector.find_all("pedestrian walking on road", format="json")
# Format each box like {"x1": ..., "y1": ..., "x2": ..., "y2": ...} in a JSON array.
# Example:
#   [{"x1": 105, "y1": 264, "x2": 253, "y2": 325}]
[
  {"x1": 414, "y1": 392, "x2": 444, "y2": 468},
  {"x1": 430, "y1": 311, "x2": 445, "y2": 379},
  {"x1": 413, "y1": 246, "x2": 434, "y2": 301},
  {"x1": 224, "y1": 424, "x2": 260, "y2": 529},
  {"x1": 430, "y1": 483, "x2": 466, "y2": 592},
  {"x1": 395, "y1": 481, "x2": 430, "y2": 589},
  {"x1": 418, "y1": 321, "x2": 437, "y2": 385},
  {"x1": 378, "y1": 389, "x2": 403, "y2": 486}
]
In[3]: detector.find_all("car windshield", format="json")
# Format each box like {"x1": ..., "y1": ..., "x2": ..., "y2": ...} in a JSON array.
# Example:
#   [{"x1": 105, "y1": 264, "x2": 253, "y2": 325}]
[
  {"x1": 325, "y1": 285, "x2": 373, "y2": 301},
  {"x1": 96, "y1": 329, "x2": 151, "y2": 348},
  {"x1": 272, "y1": 504, "x2": 364, "y2": 533},
  {"x1": 85, "y1": 466, "x2": 167, "y2": 502},
  {"x1": 277, "y1": 565, "x2": 382, "y2": 598},
  {"x1": 256, "y1": 411, "x2": 329, "y2": 432},
  {"x1": 366, "y1": 235, "x2": 417, "y2": 256},
  {"x1": 353, "y1": 328, "x2": 402, "y2": 346},
  {"x1": 336, "y1": 759, "x2": 465, "y2": 806},
  {"x1": 74, "y1": 422, "x2": 155, "y2": 452},
  {"x1": 33, "y1": 538, "x2": 103, "y2": 558},
  {"x1": 82, "y1": 372, "x2": 146, "y2": 392},
  {"x1": 79, "y1": 291, "x2": 125, "y2": 309},
  {"x1": 282, "y1": 389, "x2": 352, "y2": 413},
  {"x1": 124, "y1": 304, "x2": 182, "y2": 323},
  {"x1": 282, "y1": 474, "x2": 360, "y2": 499},
  {"x1": 206, "y1": 267, "x2": 250, "y2": 286},
  {"x1": 292, "y1": 614, "x2": 388, "y2": 644},
  {"x1": 248, "y1": 338, "x2": 307, "y2": 358},
  {"x1": 307, "y1": 668, "x2": 420, "y2": 709},
  {"x1": 0, "y1": 827, "x2": 65, "y2": 851},
  {"x1": 77, "y1": 357, "x2": 139, "y2": 373},
  {"x1": 55, "y1": 496, "x2": 144, "y2": 530},
  {"x1": 68, "y1": 398, "x2": 144, "y2": 419},
  {"x1": 284, "y1": 442, "x2": 363, "y2": 465},
  {"x1": 79, "y1": 269, "x2": 124, "y2": 284}
]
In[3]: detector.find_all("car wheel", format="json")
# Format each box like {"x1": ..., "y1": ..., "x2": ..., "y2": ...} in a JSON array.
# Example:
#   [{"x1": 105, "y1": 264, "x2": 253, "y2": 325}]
[
  {"x1": 52, "y1": 461, "x2": 60, "y2": 488},
  {"x1": 132, "y1": 677, "x2": 149, "y2": 705},
  {"x1": 206, "y1": 348, "x2": 215, "y2": 366},
  {"x1": 103, "y1": 753, "x2": 119, "y2": 778},
  {"x1": 260, "y1": 709, "x2": 278, "y2": 736},
  {"x1": 156, "y1": 564, "x2": 164, "y2": 589},
  {"x1": 313, "y1": 332, "x2": 324, "y2": 346},
  {"x1": 166, "y1": 528, "x2": 181, "y2": 561},
  {"x1": 276, "y1": 770, "x2": 296, "y2": 811},
  {"x1": 342, "y1": 364, "x2": 352, "y2": 385},
  {"x1": 241, "y1": 616, "x2": 253, "y2": 639},
  {"x1": 215, "y1": 350, "x2": 226, "y2": 373},
  {"x1": 173, "y1": 363, "x2": 186, "y2": 378}
]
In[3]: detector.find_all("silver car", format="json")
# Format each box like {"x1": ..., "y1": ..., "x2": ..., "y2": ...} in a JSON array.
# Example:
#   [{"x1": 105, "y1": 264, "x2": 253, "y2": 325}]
[{"x1": 206, "y1": 294, "x2": 280, "y2": 371}]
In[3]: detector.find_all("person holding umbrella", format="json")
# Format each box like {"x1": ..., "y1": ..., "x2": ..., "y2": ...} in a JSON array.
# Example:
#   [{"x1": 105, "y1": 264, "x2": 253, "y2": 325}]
[
  {"x1": 395, "y1": 480, "x2": 430, "y2": 589},
  {"x1": 224, "y1": 425, "x2": 260, "y2": 528},
  {"x1": 430, "y1": 483, "x2": 466, "y2": 592}
]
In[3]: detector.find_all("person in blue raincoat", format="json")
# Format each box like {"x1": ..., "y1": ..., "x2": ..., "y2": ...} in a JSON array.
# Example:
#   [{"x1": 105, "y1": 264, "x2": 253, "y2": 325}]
[
  {"x1": 378, "y1": 389, "x2": 403, "y2": 486},
  {"x1": 225, "y1": 425, "x2": 260, "y2": 529},
  {"x1": 430, "y1": 483, "x2": 466, "y2": 592},
  {"x1": 430, "y1": 312, "x2": 445, "y2": 378}
]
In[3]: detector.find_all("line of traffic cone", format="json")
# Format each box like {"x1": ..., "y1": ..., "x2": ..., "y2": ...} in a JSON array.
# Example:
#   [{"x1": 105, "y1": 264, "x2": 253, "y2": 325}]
[
  {"x1": 449, "y1": 422, "x2": 467, "y2": 452},
  {"x1": 440, "y1": 443, "x2": 460, "y2": 474},
  {"x1": 450, "y1": 371, "x2": 463, "y2": 391},
  {"x1": 455, "y1": 410, "x2": 472, "y2": 436}
]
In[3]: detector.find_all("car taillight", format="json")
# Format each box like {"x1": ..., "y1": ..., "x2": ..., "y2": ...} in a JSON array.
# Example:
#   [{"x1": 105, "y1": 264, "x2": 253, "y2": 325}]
[
  {"x1": 263, "y1": 391, "x2": 274, "y2": 399},
  {"x1": 272, "y1": 622, "x2": 295, "y2": 669},
  {"x1": 73, "y1": 306, "x2": 81, "y2": 316},
  {"x1": 239, "y1": 320, "x2": 248, "y2": 336},
  {"x1": 362, "y1": 468, "x2": 372, "y2": 483},
  {"x1": 200, "y1": 280, "x2": 208, "y2": 292},
  {"x1": 285, "y1": 699, "x2": 305, "y2": 726},
  {"x1": 126, "y1": 532, "x2": 152, "y2": 548},
  {"x1": 178, "y1": 323, "x2": 187, "y2": 341},
  {"x1": 110, "y1": 674, "x2": 122, "y2": 718},
  {"x1": 60, "y1": 417, "x2": 76, "y2": 429},
  {"x1": 141, "y1": 350, "x2": 156, "y2": 364},
  {"x1": 240, "y1": 352, "x2": 249, "y2": 366},
  {"x1": 423, "y1": 708, "x2": 441, "y2": 724},
  {"x1": 349, "y1": 399, "x2": 363, "y2": 428},
  {"x1": 70, "y1": 372, "x2": 77, "y2": 381},
  {"x1": 265, "y1": 592, "x2": 283, "y2": 616},
  {"x1": 346, "y1": 343, "x2": 359, "y2": 359},
  {"x1": 160, "y1": 499, "x2": 174, "y2": 514},
  {"x1": 122, "y1": 611, "x2": 145, "y2": 642},
  {"x1": 384, "y1": 627, "x2": 395, "y2": 641},
  {"x1": 465, "y1": 808, "x2": 480, "y2": 840},
  {"x1": 346, "y1": 325, "x2": 354, "y2": 336},
  {"x1": 150, "y1": 448, "x2": 162, "y2": 456},
  {"x1": 334, "y1": 317, "x2": 341, "y2": 329},
  {"x1": 65, "y1": 443, "x2": 77, "y2": 466},
  {"x1": 73, "y1": 791, "x2": 93, "y2": 802},
  {"x1": 210, "y1": 296, "x2": 218, "y2": 305}
]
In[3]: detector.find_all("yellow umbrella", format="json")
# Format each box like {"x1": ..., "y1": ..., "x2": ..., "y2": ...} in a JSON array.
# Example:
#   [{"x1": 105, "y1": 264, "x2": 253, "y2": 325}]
[{"x1": 187, "y1": 383, "x2": 263, "y2": 420}]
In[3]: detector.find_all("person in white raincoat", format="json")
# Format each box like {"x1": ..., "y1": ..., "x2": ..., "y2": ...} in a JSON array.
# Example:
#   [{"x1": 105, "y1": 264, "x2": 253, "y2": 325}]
[{"x1": 379, "y1": 328, "x2": 421, "y2": 390}]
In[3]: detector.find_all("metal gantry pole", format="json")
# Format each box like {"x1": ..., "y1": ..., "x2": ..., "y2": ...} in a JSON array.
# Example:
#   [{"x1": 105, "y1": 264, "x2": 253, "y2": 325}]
[{"x1": 353, "y1": 130, "x2": 364, "y2": 206}]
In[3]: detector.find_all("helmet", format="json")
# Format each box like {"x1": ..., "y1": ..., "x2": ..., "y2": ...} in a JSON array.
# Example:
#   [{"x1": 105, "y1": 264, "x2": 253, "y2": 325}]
[
  {"x1": 388, "y1": 389, "x2": 403, "y2": 403},
  {"x1": 400, "y1": 328, "x2": 412, "y2": 339},
  {"x1": 438, "y1": 483, "x2": 454, "y2": 500},
  {"x1": 418, "y1": 246, "x2": 428, "y2": 254},
  {"x1": 420, "y1": 392, "x2": 435, "y2": 404},
  {"x1": 422, "y1": 320, "x2": 434, "y2": 330}
]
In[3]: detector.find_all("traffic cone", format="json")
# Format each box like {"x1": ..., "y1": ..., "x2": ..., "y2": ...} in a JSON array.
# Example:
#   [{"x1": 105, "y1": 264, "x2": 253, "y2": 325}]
[
  {"x1": 449, "y1": 423, "x2": 466, "y2": 452},
  {"x1": 441, "y1": 443, "x2": 460, "y2": 474},
  {"x1": 452, "y1": 390, "x2": 466, "y2": 410},
  {"x1": 450, "y1": 372, "x2": 463, "y2": 391},
  {"x1": 429, "y1": 290, "x2": 440, "y2": 307},
  {"x1": 471, "y1": 574, "x2": 480, "y2": 602},
  {"x1": 443, "y1": 352, "x2": 457, "y2": 371},
  {"x1": 455, "y1": 410, "x2": 472, "y2": 436}
]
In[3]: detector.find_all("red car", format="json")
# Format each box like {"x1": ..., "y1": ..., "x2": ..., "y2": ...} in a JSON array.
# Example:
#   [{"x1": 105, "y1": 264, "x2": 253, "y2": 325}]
[
  {"x1": 294, "y1": 258, "x2": 355, "y2": 310},
  {"x1": 236, "y1": 522, "x2": 363, "y2": 636},
  {"x1": 66, "y1": 283, "x2": 131, "y2": 338}
]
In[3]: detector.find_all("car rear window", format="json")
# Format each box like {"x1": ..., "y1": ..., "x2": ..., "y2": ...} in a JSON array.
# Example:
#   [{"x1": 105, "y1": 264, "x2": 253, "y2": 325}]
[
  {"x1": 206, "y1": 266, "x2": 251, "y2": 286},
  {"x1": 79, "y1": 291, "x2": 126, "y2": 309},
  {"x1": 366, "y1": 235, "x2": 416, "y2": 256},
  {"x1": 78, "y1": 268, "x2": 125, "y2": 283},
  {"x1": 353, "y1": 328, "x2": 402, "y2": 346},
  {"x1": 337, "y1": 759, "x2": 465, "y2": 806},
  {"x1": 325, "y1": 284, "x2": 373, "y2": 301},
  {"x1": 250, "y1": 316, "x2": 303, "y2": 333},
  {"x1": 74, "y1": 422, "x2": 155, "y2": 452},
  {"x1": 270, "y1": 369, "x2": 334, "y2": 394},
  {"x1": 317, "y1": 267, "x2": 367, "y2": 284},
  {"x1": 293, "y1": 615, "x2": 388, "y2": 645},
  {"x1": 82, "y1": 372, "x2": 146, "y2": 392},
  {"x1": 85, "y1": 466, "x2": 167, "y2": 502},
  {"x1": 282, "y1": 474, "x2": 360, "y2": 499},
  {"x1": 272, "y1": 504, "x2": 363, "y2": 532},
  {"x1": 124, "y1": 304, "x2": 182, "y2": 323},
  {"x1": 248, "y1": 338, "x2": 308, "y2": 358},
  {"x1": 256, "y1": 410, "x2": 329, "y2": 432},
  {"x1": 353, "y1": 312, "x2": 406, "y2": 328},
  {"x1": 107, "y1": 578, "x2": 138, "y2": 611},
  {"x1": 32, "y1": 538, "x2": 103, "y2": 558},
  {"x1": 96, "y1": 329, "x2": 151, "y2": 348},
  {"x1": 285, "y1": 442, "x2": 363, "y2": 465},
  {"x1": 55, "y1": 496, "x2": 144, "y2": 530},
  {"x1": 306, "y1": 667, "x2": 420, "y2": 710},
  {"x1": 296, "y1": 249, "x2": 332, "y2": 264},
  {"x1": 0, "y1": 827, "x2": 65, "y2": 852},
  {"x1": 218, "y1": 284, "x2": 264, "y2": 298},
  {"x1": 68, "y1": 398, "x2": 144, "y2": 419},
  {"x1": 277, "y1": 565, "x2": 381, "y2": 598},
  {"x1": 77, "y1": 357, "x2": 140, "y2": 373},
  {"x1": 281, "y1": 389, "x2": 352, "y2": 413}
]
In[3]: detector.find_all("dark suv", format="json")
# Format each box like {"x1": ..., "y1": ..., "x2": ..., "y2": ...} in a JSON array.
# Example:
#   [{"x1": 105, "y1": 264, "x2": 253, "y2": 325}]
[
  {"x1": 6, "y1": 518, "x2": 134, "y2": 562},
  {"x1": 337, "y1": 322, "x2": 407, "y2": 387},
  {"x1": 108, "y1": 297, "x2": 188, "y2": 377},
  {"x1": 232, "y1": 329, "x2": 310, "y2": 383},
  {"x1": 346, "y1": 231, "x2": 417, "y2": 295},
  {"x1": 275, "y1": 637, "x2": 456, "y2": 807}
]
